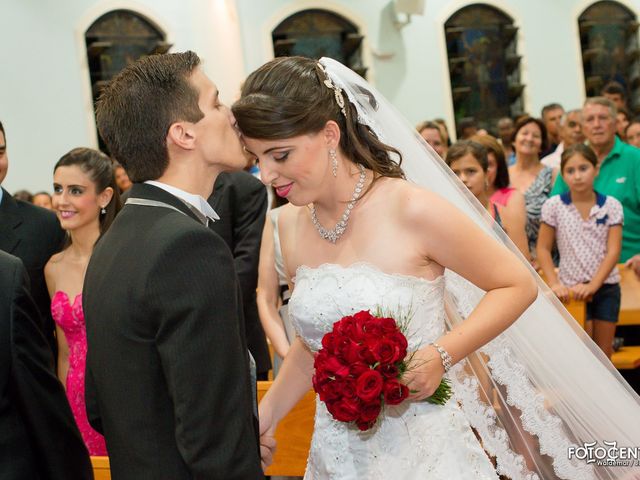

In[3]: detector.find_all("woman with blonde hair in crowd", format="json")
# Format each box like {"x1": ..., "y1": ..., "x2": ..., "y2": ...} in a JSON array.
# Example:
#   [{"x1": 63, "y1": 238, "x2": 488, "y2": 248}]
[
  {"x1": 416, "y1": 120, "x2": 447, "y2": 158},
  {"x1": 471, "y1": 134, "x2": 531, "y2": 262},
  {"x1": 44, "y1": 147, "x2": 121, "y2": 455}
]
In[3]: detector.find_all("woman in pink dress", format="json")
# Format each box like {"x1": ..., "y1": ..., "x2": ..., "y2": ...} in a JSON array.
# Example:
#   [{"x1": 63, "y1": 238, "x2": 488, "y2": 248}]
[{"x1": 45, "y1": 148, "x2": 120, "y2": 455}]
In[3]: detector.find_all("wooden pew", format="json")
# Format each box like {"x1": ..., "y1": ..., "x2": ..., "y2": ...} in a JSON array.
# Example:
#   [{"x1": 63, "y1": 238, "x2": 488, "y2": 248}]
[
  {"x1": 618, "y1": 264, "x2": 640, "y2": 326},
  {"x1": 611, "y1": 265, "x2": 640, "y2": 370},
  {"x1": 258, "y1": 380, "x2": 314, "y2": 477},
  {"x1": 91, "y1": 456, "x2": 110, "y2": 480},
  {"x1": 540, "y1": 265, "x2": 640, "y2": 370}
]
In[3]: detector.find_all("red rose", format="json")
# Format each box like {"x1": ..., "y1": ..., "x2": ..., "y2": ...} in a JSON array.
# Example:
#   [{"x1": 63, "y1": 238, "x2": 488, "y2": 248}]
[
  {"x1": 363, "y1": 319, "x2": 382, "y2": 338},
  {"x1": 372, "y1": 338, "x2": 399, "y2": 365},
  {"x1": 358, "y1": 400, "x2": 382, "y2": 423},
  {"x1": 356, "y1": 400, "x2": 382, "y2": 431},
  {"x1": 351, "y1": 311, "x2": 371, "y2": 340},
  {"x1": 324, "y1": 378, "x2": 355, "y2": 402},
  {"x1": 324, "y1": 356, "x2": 350, "y2": 378},
  {"x1": 383, "y1": 380, "x2": 409, "y2": 405},
  {"x1": 379, "y1": 317, "x2": 398, "y2": 334},
  {"x1": 353, "y1": 310, "x2": 374, "y2": 324},
  {"x1": 314, "y1": 350, "x2": 329, "y2": 370},
  {"x1": 334, "y1": 316, "x2": 355, "y2": 338},
  {"x1": 388, "y1": 332, "x2": 408, "y2": 362},
  {"x1": 340, "y1": 378, "x2": 358, "y2": 400},
  {"x1": 349, "y1": 361, "x2": 370, "y2": 378},
  {"x1": 312, "y1": 372, "x2": 331, "y2": 397},
  {"x1": 376, "y1": 363, "x2": 399, "y2": 379},
  {"x1": 338, "y1": 338, "x2": 363, "y2": 364},
  {"x1": 355, "y1": 369, "x2": 384, "y2": 402},
  {"x1": 321, "y1": 331, "x2": 337, "y2": 353},
  {"x1": 358, "y1": 344, "x2": 376, "y2": 364},
  {"x1": 363, "y1": 335, "x2": 380, "y2": 354},
  {"x1": 327, "y1": 397, "x2": 361, "y2": 422}
]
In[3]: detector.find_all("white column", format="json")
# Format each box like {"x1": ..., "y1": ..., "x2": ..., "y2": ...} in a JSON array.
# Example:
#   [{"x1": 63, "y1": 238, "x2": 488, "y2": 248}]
[{"x1": 194, "y1": 0, "x2": 247, "y2": 103}]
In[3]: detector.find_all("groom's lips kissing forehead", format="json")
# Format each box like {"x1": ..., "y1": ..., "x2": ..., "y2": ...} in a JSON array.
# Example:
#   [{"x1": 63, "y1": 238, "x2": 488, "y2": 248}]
[{"x1": 275, "y1": 182, "x2": 293, "y2": 197}]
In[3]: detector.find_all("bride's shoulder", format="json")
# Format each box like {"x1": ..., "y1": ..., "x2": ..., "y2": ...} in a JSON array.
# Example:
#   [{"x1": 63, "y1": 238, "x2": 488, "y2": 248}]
[
  {"x1": 276, "y1": 202, "x2": 307, "y2": 236},
  {"x1": 374, "y1": 177, "x2": 445, "y2": 222},
  {"x1": 278, "y1": 202, "x2": 305, "y2": 223}
]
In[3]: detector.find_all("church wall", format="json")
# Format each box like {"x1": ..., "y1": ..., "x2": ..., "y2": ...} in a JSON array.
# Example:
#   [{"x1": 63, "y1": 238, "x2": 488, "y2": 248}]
[{"x1": 1, "y1": 0, "x2": 639, "y2": 192}]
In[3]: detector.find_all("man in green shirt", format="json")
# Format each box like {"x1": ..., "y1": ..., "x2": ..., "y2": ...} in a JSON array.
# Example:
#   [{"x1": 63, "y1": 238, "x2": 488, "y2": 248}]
[{"x1": 551, "y1": 97, "x2": 640, "y2": 262}]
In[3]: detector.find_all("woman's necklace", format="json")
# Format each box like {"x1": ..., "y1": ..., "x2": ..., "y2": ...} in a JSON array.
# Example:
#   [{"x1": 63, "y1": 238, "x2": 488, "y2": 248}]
[{"x1": 310, "y1": 163, "x2": 366, "y2": 244}]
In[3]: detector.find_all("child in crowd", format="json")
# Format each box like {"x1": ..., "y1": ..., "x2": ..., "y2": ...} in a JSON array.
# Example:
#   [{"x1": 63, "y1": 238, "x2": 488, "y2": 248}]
[
  {"x1": 537, "y1": 143, "x2": 623, "y2": 358},
  {"x1": 446, "y1": 140, "x2": 530, "y2": 261}
]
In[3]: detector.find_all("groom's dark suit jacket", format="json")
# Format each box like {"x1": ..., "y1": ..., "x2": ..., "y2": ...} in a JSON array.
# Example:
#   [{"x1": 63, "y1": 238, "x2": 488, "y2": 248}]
[
  {"x1": 0, "y1": 188, "x2": 65, "y2": 357},
  {"x1": 208, "y1": 171, "x2": 271, "y2": 376},
  {"x1": 0, "y1": 251, "x2": 92, "y2": 480},
  {"x1": 84, "y1": 183, "x2": 262, "y2": 480}
]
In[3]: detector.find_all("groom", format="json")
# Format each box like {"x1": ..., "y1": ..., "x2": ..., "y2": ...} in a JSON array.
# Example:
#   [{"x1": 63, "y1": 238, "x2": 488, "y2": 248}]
[{"x1": 83, "y1": 51, "x2": 262, "y2": 479}]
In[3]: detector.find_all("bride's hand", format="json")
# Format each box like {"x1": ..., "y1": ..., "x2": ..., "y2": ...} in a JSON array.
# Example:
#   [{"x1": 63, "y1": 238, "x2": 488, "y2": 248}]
[
  {"x1": 258, "y1": 403, "x2": 277, "y2": 471},
  {"x1": 402, "y1": 345, "x2": 446, "y2": 401}
]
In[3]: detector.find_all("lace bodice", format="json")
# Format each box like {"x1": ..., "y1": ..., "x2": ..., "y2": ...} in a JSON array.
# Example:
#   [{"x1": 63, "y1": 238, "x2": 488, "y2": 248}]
[
  {"x1": 289, "y1": 262, "x2": 446, "y2": 353},
  {"x1": 288, "y1": 263, "x2": 498, "y2": 480}
]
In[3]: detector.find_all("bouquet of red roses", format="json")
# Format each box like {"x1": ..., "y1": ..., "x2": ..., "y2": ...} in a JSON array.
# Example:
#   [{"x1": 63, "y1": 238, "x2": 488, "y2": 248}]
[{"x1": 312, "y1": 309, "x2": 452, "y2": 431}]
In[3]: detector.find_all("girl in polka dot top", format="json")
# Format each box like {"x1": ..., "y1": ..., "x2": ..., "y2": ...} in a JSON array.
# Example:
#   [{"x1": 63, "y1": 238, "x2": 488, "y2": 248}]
[{"x1": 537, "y1": 143, "x2": 623, "y2": 358}]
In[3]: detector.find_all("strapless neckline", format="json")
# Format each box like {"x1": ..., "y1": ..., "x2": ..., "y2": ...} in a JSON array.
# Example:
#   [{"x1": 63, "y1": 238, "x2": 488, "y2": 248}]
[
  {"x1": 52, "y1": 290, "x2": 83, "y2": 307},
  {"x1": 294, "y1": 261, "x2": 444, "y2": 286}
]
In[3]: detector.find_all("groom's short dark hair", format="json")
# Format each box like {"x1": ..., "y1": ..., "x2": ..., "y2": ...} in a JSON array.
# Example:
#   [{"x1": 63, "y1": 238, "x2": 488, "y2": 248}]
[{"x1": 96, "y1": 51, "x2": 204, "y2": 182}]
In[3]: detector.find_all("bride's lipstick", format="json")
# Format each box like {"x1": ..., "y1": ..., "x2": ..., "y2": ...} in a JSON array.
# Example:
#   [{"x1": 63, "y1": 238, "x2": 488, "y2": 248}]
[{"x1": 275, "y1": 183, "x2": 293, "y2": 197}]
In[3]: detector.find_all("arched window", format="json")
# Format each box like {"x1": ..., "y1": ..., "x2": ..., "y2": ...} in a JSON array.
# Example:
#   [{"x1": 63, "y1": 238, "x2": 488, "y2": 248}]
[
  {"x1": 272, "y1": 9, "x2": 366, "y2": 77},
  {"x1": 578, "y1": 1, "x2": 639, "y2": 111},
  {"x1": 444, "y1": 4, "x2": 524, "y2": 136},
  {"x1": 85, "y1": 10, "x2": 169, "y2": 151}
]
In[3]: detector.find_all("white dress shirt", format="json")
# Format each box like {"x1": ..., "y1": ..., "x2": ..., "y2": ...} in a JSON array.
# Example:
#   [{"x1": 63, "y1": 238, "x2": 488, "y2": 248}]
[{"x1": 144, "y1": 180, "x2": 220, "y2": 223}]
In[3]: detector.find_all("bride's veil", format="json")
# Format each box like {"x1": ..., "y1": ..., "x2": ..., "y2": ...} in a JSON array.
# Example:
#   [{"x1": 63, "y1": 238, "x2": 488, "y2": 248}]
[{"x1": 319, "y1": 57, "x2": 640, "y2": 480}]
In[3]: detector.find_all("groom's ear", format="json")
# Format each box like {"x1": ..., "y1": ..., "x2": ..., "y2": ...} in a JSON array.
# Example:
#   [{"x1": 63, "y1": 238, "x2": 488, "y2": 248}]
[
  {"x1": 323, "y1": 120, "x2": 341, "y2": 149},
  {"x1": 167, "y1": 121, "x2": 197, "y2": 151}
]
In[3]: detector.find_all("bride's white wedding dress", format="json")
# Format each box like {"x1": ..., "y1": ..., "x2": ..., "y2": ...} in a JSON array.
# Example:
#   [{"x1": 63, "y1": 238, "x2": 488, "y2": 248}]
[{"x1": 289, "y1": 262, "x2": 499, "y2": 480}]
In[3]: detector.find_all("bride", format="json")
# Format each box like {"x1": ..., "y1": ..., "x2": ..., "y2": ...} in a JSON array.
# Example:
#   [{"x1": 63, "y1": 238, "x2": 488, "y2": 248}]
[{"x1": 233, "y1": 57, "x2": 640, "y2": 479}]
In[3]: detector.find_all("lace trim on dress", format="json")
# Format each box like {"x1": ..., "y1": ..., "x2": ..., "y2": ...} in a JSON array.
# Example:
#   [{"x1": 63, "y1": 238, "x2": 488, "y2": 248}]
[{"x1": 445, "y1": 271, "x2": 594, "y2": 480}]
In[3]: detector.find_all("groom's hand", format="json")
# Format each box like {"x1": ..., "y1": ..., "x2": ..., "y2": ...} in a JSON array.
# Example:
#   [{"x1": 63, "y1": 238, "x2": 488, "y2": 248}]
[
  {"x1": 259, "y1": 434, "x2": 276, "y2": 471},
  {"x1": 259, "y1": 405, "x2": 277, "y2": 470}
]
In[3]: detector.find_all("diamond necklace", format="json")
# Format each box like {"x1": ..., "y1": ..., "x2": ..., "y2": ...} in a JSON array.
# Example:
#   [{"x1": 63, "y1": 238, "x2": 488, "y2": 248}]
[{"x1": 310, "y1": 163, "x2": 366, "y2": 244}]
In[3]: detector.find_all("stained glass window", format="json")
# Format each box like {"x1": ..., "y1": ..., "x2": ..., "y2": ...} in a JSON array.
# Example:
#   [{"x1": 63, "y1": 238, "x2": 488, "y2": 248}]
[
  {"x1": 445, "y1": 4, "x2": 523, "y2": 136},
  {"x1": 272, "y1": 9, "x2": 366, "y2": 77},
  {"x1": 579, "y1": 1, "x2": 639, "y2": 112},
  {"x1": 85, "y1": 10, "x2": 168, "y2": 151}
]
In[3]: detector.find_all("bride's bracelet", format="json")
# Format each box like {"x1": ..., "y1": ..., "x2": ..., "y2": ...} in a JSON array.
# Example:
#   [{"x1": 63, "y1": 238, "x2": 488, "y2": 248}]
[{"x1": 431, "y1": 342, "x2": 453, "y2": 373}]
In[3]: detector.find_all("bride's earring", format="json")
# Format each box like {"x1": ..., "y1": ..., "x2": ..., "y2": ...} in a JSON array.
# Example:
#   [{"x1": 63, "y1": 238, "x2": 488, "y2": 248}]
[
  {"x1": 329, "y1": 149, "x2": 338, "y2": 177},
  {"x1": 101, "y1": 206, "x2": 107, "y2": 215}
]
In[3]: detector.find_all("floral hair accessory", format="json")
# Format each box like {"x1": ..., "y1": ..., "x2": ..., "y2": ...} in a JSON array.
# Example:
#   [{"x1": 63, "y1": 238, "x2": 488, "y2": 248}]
[{"x1": 317, "y1": 62, "x2": 347, "y2": 118}]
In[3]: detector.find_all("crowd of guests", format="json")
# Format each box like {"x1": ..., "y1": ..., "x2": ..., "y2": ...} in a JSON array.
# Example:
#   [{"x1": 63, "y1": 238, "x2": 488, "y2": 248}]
[
  {"x1": 2, "y1": 63, "x2": 640, "y2": 477},
  {"x1": 418, "y1": 81, "x2": 640, "y2": 359}
]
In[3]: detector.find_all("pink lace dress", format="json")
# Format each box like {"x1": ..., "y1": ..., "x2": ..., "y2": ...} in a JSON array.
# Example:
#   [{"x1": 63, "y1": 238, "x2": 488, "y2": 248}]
[{"x1": 51, "y1": 291, "x2": 107, "y2": 455}]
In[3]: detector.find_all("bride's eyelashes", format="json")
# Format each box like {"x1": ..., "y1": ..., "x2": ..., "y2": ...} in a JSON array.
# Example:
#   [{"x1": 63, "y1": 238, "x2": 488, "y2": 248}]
[{"x1": 273, "y1": 151, "x2": 290, "y2": 162}]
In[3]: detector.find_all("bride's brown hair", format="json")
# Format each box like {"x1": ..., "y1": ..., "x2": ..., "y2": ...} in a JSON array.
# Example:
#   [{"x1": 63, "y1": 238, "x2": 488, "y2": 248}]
[{"x1": 232, "y1": 56, "x2": 404, "y2": 181}]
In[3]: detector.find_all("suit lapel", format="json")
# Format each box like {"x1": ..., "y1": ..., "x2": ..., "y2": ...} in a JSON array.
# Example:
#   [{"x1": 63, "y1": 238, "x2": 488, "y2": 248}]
[{"x1": 0, "y1": 189, "x2": 23, "y2": 254}]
